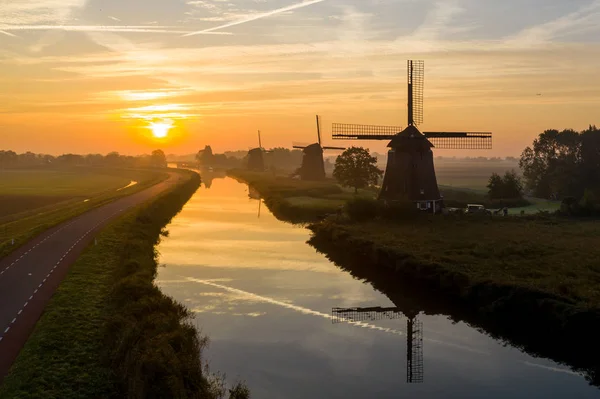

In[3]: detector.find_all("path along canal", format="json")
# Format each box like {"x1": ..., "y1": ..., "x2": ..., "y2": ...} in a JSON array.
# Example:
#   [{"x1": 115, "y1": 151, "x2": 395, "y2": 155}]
[{"x1": 156, "y1": 176, "x2": 598, "y2": 399}]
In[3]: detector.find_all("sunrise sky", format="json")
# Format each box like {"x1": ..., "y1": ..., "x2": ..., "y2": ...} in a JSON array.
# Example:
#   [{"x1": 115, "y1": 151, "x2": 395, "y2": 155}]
[{"x1": 1, "y1": 0, "x2": 599, "y2": 156}]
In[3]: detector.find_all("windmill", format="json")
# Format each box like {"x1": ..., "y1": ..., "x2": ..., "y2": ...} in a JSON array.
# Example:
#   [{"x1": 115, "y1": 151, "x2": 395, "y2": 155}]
[
  {"x1": 331, "y1": 306, "x2": 424, "y2": 383},
  {"x1": 332, "y1": 60, "x2": 492, "y2": 212},
  {"x1": 293, "y1": 115, "x2": 345, "y2": 180},
  {"x1": 247, "y1": 130, "x2": 271, "y2": 171}
]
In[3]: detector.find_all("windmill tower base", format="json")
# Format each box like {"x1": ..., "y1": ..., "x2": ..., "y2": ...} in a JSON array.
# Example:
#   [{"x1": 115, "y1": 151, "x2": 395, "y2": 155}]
[
  {"x1": 247, "y1": 148, "x2": 265, "y2": 172},
  {"x1": 378, "y1": 146, "x2": 443, "y2": 213},
  {"x1": 299, "y1": 144, "x2": 326, "y2": 181}
]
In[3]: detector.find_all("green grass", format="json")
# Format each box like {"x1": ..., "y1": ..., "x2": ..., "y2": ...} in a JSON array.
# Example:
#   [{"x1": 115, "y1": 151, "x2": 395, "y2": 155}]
[
  {"x1": 228, "y1": 169, "x2": 355, "y2": 222},
  {"x1": 0, "y1": 170, "x2": 248, "y2": 399},
  {"x1": 311, "y1": 216, "x2": 600, "y2": 308},
  {"x1": 0, "y1": 167, "x2": 168, "y2": 258}
]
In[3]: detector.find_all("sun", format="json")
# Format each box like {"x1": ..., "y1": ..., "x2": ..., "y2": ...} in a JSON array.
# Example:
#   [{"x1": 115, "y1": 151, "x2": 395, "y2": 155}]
[{"x1": 149, "y1": 122, "x2": 172, "y2": 139}]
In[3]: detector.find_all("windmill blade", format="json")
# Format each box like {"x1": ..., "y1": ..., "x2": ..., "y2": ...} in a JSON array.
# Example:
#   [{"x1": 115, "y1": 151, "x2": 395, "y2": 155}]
[
  {"x1": 408, "y1": 60, "x2": 424, "y2": 126},
  {"x1": 316, "y1": 115, "x2": 322, "y2": 145},
  {"x1": 424, "y1": 132, "x2": 492, "y2": 149},
  {"x1": 332, "y1": 123, "x2": 402, "y2": 140},
  {"x1": 292, "y1": 141, "x2": 309, "y2": 149},
  {"x1": 331, "y1": 307, "x2": 404, "y2": 323},
  {"x1": 322, "y1": 146, "x2": 346, "y2": 151},
  {"x1": 258, "y1": 130, "x2": 262, "y2": 148}
]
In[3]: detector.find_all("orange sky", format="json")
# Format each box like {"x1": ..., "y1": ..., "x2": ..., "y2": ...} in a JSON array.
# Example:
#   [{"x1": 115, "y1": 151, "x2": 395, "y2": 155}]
[{"x1": 1, "y1": 0, "x2": 599, "y2": 157}]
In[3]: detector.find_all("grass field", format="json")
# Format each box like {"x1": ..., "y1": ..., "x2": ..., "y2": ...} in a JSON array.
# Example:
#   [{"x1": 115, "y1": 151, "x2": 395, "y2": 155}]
[
  {"x1": 0, "y1": 168, "x2": 146, "y2": 218},
  {"x1": 0, "y1": 170, "x2": 248, "y2": 399},
  {"x1": 0, "y1": 167, "x2": 168, "y2": 258},
  {"x1": 312, "y1": 216, "x2": 600, "y2": 308}
]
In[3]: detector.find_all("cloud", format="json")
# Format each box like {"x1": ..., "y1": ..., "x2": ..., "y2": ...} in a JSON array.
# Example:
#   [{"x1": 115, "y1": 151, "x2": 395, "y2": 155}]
[
  {"x1": 0, "y1": 0, "x2": 87, "y2": 25},
  {"x1": 183, "y1": 0, "x2": 328, "y2": 36},
  {"x1": 505, "y1": 0, "x2": 600, "y2": 47},
  {"x1": 0, "y1": 25, "x2": 230, "y2": 35}
]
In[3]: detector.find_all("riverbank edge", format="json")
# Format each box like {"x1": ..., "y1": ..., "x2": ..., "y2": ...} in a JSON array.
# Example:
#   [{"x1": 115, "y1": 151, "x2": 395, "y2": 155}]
[
  {"x1": 0, "y1": 167, "x2": 170, "y2": 259},
  {"x1": 307, "y1": 220, "x2": 600, "y2": 375},
  {"x1": 0, "y1": 170, "x2": 248, "y2": 398},
  {"x1": 226, "y1": 169, "x2": 342, "y2": 223}
]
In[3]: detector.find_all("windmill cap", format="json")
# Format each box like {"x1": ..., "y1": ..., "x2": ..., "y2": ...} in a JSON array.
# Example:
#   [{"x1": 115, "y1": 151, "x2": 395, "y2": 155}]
[{"x1": 387, "y1": 125, "x2": 433, "y2": 148}]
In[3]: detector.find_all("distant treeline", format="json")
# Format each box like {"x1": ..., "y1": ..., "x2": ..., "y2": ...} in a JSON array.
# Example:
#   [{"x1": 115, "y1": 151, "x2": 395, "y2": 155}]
[
  {"x1": 196, "y1": 145, "x2": 328, "y2": 173},
  {"x1": 0, "y1": 149, "x2": 168, "y2": 169}
]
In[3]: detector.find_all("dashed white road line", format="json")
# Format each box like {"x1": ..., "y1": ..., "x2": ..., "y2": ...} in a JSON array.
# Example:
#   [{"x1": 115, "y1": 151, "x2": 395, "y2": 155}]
[{"x1": 0, "y1": 208, "x2": 123, "y2": 342}]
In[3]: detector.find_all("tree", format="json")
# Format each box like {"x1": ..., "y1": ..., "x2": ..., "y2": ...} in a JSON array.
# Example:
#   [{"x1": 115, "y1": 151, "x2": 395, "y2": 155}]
[
  {"x1": 150, "y1": 149, "x2": 167, "y2": 168},
  {"x1": 487, "y1": 170, "x2": 524, "y2": 199},
  {"x1": 333, "y1": 147, "x2": 382, "y2": 193},
  {"x1": 520, "y1": 126, "x2": 600, "y2": 200},
  {"x1": 196, "y1": 145, "x2": 214, "y2": 166},
  {"x1": 487, "y1": 173, "x2": 504, "y2": 199}
]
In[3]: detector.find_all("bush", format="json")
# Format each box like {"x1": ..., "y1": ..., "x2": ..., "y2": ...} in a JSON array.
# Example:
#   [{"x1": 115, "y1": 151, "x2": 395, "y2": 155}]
[{"x1": 344, "y1": 197, "x2": 382, "y2": 221}]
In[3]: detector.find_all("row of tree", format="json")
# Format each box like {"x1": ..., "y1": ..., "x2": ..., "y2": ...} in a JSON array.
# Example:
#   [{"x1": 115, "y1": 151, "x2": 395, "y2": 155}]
[
  {"x1": 0, "y1": 150, "x2": 167, "y2": 169},
  {"x1": 195, "y1": 145, "x2": 326, "y2": 173}
]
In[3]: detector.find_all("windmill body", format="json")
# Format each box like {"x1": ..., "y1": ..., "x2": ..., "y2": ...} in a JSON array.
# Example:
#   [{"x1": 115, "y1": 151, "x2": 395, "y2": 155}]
[
  {"x1": 332, "y1": 60, "x2": 492, "y2": 212},
  {"x1": 294, "y1": 115, "x2": 344, "y2": 181},
  {"x1": 247, "y1": 130, "x2": 268, "y2": 171},
  {"x1": 247, "y1": 148, "x2": 265, "y2": 171}
]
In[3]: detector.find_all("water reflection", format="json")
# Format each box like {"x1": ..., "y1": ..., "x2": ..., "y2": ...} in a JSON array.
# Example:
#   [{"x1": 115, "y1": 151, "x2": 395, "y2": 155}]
[
  {"x1": 332, "y1": 307, "x2": 424, "y2": 384},
  {"x1": 156, "y1": 176, "x2": 599, "y2": 399}
]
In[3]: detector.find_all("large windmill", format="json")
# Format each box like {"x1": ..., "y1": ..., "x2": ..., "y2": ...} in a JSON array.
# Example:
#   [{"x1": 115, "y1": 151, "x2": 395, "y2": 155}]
[
  {"x1": 247, "y1": 130, "x2": 270, "y2": 171},
  {"x1": 293, "y1": 115, "x2": 345, "y2": 181},
  {"x1": 332, "y1": 306, "x2": 424, "y2": 383},
  {"x1": 332, "y1": 60, "x2": 492, "y2": 212}
]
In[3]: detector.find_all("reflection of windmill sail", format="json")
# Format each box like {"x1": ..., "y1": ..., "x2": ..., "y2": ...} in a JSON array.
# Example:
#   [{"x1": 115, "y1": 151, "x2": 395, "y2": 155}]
[
  {"x1": 293, "y1": 115, "x2": 344, "y2": 181},
  {"x1": 332, "y1": 307, "x2": 424, "y2": 383},
  {"x1": 332, "y1": 60, "x2": 492, "y2": 212},
  {"x1": 247, "y1": 186, "x2": 262, "y2": 218}
]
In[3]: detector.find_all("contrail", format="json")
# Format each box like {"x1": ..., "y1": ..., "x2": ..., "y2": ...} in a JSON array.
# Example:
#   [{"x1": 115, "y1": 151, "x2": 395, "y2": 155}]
[
  {"x1": 183, "y1": 0, "x2": 327, "y2": 37},
  {"x1": 184, "y1": 277, "x2": 489, "y2": 355},
  {"x1": 0, "y1": 30, "x2": 17, "y2": 37},
  {"x1": 0, "y1": 25, "x2": 231, "y2": 35}
]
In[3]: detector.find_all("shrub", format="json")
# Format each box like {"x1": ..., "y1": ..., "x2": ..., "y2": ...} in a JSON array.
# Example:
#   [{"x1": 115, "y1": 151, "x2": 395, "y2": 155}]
[{"x1": 344, "y1": 197, "x2": 382, "y2": 221}]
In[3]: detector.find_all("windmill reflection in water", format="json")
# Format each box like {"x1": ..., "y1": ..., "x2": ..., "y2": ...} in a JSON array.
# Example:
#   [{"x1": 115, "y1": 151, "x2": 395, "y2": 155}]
[{"x1": 331, "y1": 306, "x2": 424, "y2": 383}]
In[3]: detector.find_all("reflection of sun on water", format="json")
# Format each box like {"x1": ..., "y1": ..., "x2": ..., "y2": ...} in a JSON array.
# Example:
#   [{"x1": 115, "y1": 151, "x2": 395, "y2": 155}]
[{"x1": 149, "y1": 122, "x2": 172, "y2": 138}]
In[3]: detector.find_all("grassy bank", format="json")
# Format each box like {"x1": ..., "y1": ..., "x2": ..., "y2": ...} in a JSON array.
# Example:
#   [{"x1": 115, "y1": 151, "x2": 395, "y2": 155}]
[
  {"x1": 307, "y1": 216, "x2": 600, "y2": 381},
  {"x1": 0, "y1": 167, "x2": 168, "y2": 258},
  {"x1": 0, "y1": 170, "x2": 248, "y2": 399},
  {"x1": 227, "y1": 169, "x2": 367, "y2": 223}
]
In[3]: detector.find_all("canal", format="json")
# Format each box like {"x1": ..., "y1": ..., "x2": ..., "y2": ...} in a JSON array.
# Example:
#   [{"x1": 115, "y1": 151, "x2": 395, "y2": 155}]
[{"x1": 156, "y1": 176, "x2": 598, "y2": 398}]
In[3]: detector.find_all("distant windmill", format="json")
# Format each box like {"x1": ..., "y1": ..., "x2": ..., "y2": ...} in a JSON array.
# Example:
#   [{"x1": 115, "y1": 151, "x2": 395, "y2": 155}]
[
  {"x1": 331, "y1": 306, "x2": 424, "y2": 383},
  {"x1": 247, "y1": 130, "x2": 271, "y2": 171},
  {"x1": 332, "y1": 60, "x2": 492, "y2": 212},
  {"x1": 293, "y1": 115, "x2": 345, "y2": 181}
]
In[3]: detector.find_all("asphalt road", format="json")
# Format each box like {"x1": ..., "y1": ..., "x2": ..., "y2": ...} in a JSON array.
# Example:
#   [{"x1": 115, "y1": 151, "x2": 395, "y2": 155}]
[{"x1": 0, "y1": 172, "x2": 182, "y2": 381}]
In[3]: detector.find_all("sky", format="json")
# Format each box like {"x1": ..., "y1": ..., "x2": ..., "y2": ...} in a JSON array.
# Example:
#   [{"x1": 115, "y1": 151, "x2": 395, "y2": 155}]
[{"x1": 1, "y1": 0, "x2": 599, "y2": 157}]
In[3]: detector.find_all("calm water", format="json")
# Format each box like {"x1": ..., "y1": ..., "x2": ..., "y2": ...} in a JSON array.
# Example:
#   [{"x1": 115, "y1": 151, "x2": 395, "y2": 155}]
[{"x1": 156, "y1": 176, "x2": 598, "y2": 399}]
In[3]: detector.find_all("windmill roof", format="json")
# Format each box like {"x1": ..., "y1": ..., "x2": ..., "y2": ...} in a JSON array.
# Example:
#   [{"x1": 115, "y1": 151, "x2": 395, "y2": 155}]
[
  {"x1": 387, "y1": 125, "x2": 434, "y2": 149},
  {"x1": 303, "y1": 143, "x2": 323, "y2": 154}
]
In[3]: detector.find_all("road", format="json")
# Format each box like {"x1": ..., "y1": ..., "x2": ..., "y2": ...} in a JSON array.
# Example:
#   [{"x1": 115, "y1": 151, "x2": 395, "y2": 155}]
[{"x1": 0, "y1": 172, "x2": 183, "y2": 380}]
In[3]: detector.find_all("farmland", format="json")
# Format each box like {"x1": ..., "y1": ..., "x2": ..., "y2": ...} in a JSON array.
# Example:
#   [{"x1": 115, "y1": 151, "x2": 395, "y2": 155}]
[{"x1": 0, "y1": 167, "x2": 168, "y2": 258}]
